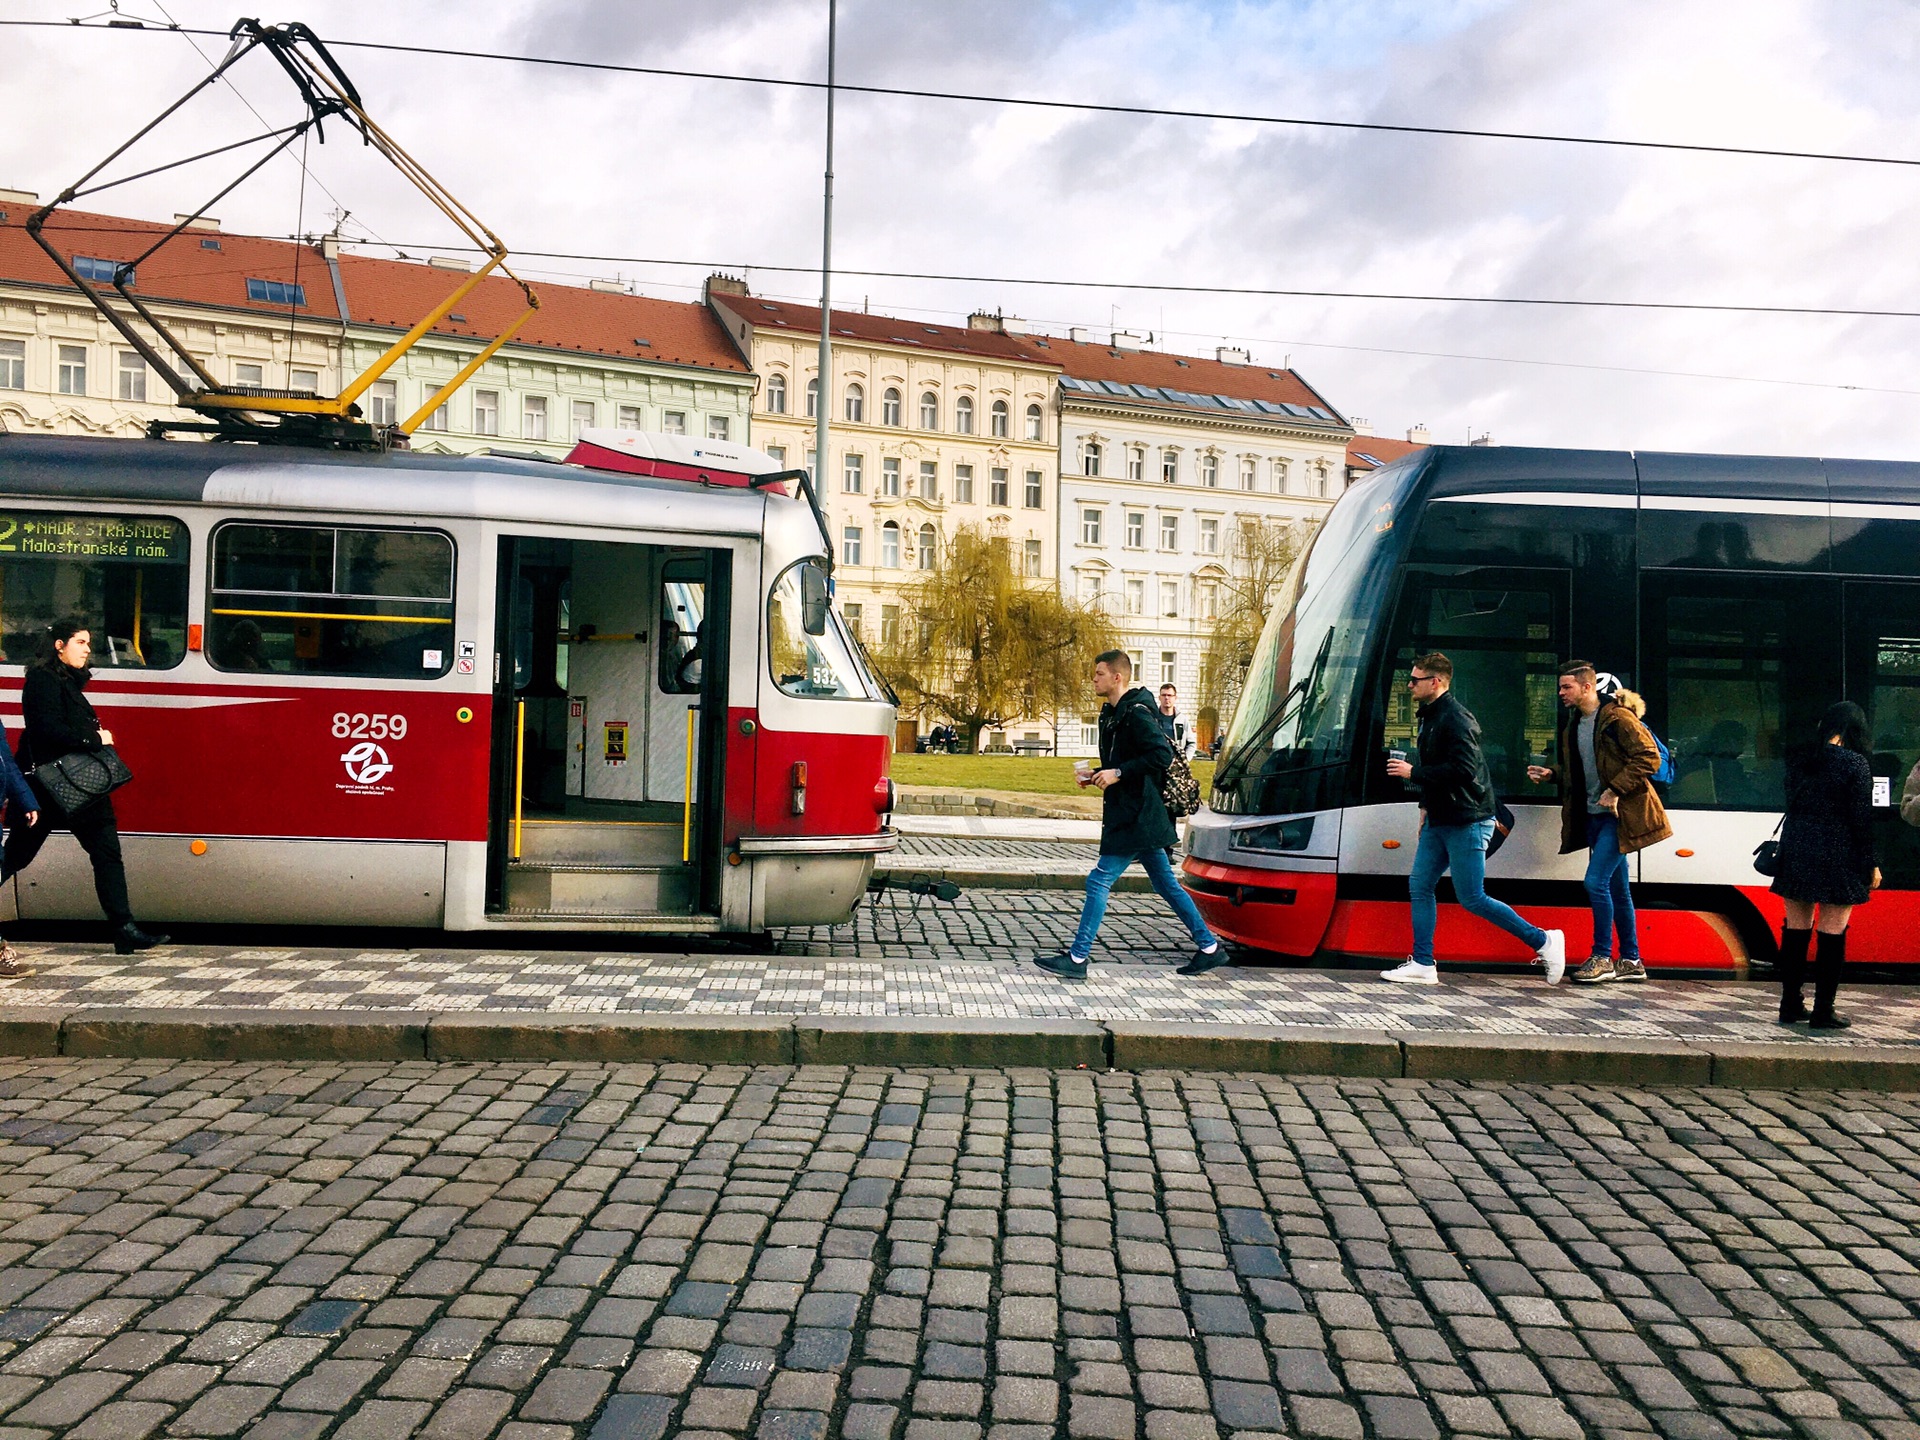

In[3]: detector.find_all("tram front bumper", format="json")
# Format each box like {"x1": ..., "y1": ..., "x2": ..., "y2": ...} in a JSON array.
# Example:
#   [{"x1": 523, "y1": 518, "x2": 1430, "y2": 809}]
[
  {"x1": 737, "y1": 829, "x2": 899, "y2": 928},
  {"x1": 1181, "y1": 857, "x2": 1337, "y2": 958}
]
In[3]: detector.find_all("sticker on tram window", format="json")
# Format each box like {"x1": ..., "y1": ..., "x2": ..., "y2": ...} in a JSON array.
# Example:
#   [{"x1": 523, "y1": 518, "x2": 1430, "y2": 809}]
[
  {"x1": 332, "y1": 712, "x2": 410, "y2": 741},
  {"x1": 0, "y1": 511, "x2": 188, "y2": 563}
]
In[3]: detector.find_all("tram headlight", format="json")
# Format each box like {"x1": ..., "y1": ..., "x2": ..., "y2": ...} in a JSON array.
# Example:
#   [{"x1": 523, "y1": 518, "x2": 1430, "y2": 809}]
[{"x1": 1230, "y1": 817, "x2": 1315, "y2": 853}]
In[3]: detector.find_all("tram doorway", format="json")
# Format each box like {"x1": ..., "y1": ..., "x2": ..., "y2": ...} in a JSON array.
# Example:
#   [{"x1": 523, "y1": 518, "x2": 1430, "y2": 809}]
[{"x1": 487, "y1": 537, "x2": 730, "y2": 919}]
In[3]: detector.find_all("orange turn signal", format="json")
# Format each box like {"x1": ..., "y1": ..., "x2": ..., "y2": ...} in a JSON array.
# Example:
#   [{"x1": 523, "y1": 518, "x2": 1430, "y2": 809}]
[
  {"x1": 1383, "y1": 839, "x2": 1402, "y2": 850},
  {"x1": 1675, "y1": 848, "x2": 1695, "y2": 858},
  {"x1": 189, "y1": 839, "x2": 208, "y2": 856}
]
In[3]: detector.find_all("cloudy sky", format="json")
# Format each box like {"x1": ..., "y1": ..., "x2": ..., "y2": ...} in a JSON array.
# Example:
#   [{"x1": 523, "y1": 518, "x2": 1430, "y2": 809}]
[{"x1": 9, "y1": 0, "x2": 1920, "y2": 456}]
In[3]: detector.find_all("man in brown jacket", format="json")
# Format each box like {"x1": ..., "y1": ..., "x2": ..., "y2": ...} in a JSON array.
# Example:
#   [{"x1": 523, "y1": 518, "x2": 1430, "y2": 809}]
[{"x1": 1527, "y1": 663, "x2": 1673, "y2": 983}]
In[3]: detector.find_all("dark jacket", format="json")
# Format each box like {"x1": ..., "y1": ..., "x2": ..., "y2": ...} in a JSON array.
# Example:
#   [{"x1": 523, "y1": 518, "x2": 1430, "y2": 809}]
[
  {"x1": 19, "y1": 661, "x2": 104, "y2": 770},
  {"x1": 1097, "y1": 686, "x2": 1177, "y2": 856},
  {"x1": 1554, "y1": 691, "x2": 1673, "y2": 856},
  {"x1": 1773, "y1": 742, "x2": 1875, "y2": 906},
  {"x1": 1407, "y1": 690, "x2": 1496, "y2": 826}
]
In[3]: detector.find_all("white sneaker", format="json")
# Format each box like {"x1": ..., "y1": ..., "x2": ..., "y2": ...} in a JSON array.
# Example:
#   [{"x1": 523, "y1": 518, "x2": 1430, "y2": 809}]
[
  {"x1": 1381, "y1": 959, "x2": 1440, "y2": 985},
  {"x1": 1535, "y1": 929, "x2": 1566, "y2": 985}
]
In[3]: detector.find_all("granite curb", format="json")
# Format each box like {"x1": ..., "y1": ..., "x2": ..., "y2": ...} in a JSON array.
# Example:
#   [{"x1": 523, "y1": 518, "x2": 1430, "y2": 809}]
[{"x1": 1, "y1": 1006, "x2": 1915, "y2": 1085}]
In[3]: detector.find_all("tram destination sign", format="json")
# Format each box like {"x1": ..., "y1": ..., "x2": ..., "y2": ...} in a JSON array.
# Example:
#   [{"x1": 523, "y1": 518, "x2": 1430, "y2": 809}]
[{"x1": 0, "y1": 511, "x2": 187, "y2": 564}]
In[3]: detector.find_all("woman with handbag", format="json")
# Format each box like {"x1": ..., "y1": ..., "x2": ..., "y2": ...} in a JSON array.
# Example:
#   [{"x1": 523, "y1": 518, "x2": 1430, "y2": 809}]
[
  {"x1": 1772, "y1": 701, "x2": 1879, "y2": 1029},
  {"x1": 3, "y1": 619, "x2": 167, "y2": 956}
]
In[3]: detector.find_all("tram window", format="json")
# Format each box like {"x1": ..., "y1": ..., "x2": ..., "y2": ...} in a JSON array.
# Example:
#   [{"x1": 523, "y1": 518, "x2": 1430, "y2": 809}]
[
  {"x1": 1652, "y1": 595, "x2": 1791, "y2": 809},
  {"x1": 0, "y1": 509, "x2": 188, "y2": 669},
  {"x1": 209, "y1": 522, "x2": 454, "y2": 678},
  {"x1": 1845, "y1": 582, "x2": 1920, "y2": 889},
  {"x1": 659, "y1": 559, "x2": 707, "y2": 695},
  {"x1": 768, "y1": 561, "x2": 867, "y2": 700},
  {"x1": 1380, "y1": 579, "x2": 1564, "y2": 799}
]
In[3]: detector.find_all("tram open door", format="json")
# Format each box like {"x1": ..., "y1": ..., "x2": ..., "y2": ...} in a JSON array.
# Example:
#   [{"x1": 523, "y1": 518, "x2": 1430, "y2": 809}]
[{"x1": 487, "y1": 537, "x2": 731, "y2": 923}]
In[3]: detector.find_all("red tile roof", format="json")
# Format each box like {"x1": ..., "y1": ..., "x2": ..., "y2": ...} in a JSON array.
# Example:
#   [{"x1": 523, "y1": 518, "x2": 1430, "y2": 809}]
[
  {"x1": 712, "y1": 294, "x2": 1058, "y2": 366},
  {"x1": 0, "y1": 208, "x2": 748, "y2": 374},
  {"x1": 1016, "y1": 333, "x2": 1345, "y2": 419},
  {"x1": 1346, "y1": 435, "x2": 1427, "y2": 471}
]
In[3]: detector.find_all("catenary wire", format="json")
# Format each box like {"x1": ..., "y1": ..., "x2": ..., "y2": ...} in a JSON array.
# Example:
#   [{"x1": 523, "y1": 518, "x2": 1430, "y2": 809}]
[{"x1": 9, "y1": 17, "x2": 1920, "y2": 171}]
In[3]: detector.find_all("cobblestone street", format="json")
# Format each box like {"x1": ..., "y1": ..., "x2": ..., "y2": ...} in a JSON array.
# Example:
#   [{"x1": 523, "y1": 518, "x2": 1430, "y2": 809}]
[{"x1": 0, "y1": 1058, "x2": 1918, "y2": 1440}]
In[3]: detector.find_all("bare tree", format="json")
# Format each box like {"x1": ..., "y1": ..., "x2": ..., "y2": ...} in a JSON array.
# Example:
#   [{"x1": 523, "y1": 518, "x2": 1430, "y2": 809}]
[
  {"x1": 1198, "y1": 516, "x2": 1313, "y2": 738},
  {"x1": 870, "y1": 524, "x2": 1119, "y2": 753}
]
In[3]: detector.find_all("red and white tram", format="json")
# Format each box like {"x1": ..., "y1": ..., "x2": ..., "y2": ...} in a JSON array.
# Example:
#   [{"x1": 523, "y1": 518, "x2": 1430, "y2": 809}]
[{"x1": 0, "y1": 432, "x2": 897, "y2": 934}]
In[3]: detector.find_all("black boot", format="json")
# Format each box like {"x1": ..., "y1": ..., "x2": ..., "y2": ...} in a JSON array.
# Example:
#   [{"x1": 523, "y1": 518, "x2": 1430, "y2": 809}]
[
  {"x1": 1809, "y1": 929, "x2": 1851, "y2": 1030},
  {"x1": 1776, "y1": 927, "x2": 1811, "y2": 1023},
  {"x1": 115, "y1": 923, "x2": 170, "y2": 955}
]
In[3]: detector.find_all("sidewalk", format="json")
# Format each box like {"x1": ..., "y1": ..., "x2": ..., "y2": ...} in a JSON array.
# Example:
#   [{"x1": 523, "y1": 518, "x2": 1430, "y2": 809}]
[{"x1": 0, "y1": 939, "x2": 1915, "y2": 1085}]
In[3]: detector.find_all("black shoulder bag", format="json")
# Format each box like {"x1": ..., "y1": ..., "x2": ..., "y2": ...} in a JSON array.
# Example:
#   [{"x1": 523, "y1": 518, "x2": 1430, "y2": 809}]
[
  {"x1": 1752, "y1": 816, "x2": 1784, "y2": 877},
  {"x1": 31, "y1": 747, "x2": 134, "y2": 815}
]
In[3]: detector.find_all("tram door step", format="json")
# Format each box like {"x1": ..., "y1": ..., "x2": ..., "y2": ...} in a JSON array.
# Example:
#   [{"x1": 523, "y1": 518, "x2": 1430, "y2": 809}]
[{"x1": 504, "y1": 862, "x2": 694, "y2": 914}]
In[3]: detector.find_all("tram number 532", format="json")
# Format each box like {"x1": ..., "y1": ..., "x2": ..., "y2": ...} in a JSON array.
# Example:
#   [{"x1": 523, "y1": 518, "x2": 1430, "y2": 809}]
[{"x1": 332, "y1": 712, "x2": 409, "y2": 741}]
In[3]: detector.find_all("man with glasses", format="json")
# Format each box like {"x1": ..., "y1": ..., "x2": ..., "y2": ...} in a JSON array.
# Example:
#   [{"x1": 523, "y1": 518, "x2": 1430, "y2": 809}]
[{"x1": 1381, "y1": 652, "x2": 1566, "y2": 984}]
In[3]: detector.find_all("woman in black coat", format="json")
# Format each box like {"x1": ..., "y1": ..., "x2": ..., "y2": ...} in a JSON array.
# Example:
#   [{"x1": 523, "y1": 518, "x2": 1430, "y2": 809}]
[
  {"x1": 1773, "y1": 701, "x2": 1878, "y2": 1029},
  {"x1": 3, "y1": 618, "x2": 168, "y2": 955}
]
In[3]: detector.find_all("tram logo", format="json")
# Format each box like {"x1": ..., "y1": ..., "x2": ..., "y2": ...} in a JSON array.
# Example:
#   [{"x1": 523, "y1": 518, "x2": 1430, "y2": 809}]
[{"x1": 339, "y1": 742, "x2": 395, "y2": 788}]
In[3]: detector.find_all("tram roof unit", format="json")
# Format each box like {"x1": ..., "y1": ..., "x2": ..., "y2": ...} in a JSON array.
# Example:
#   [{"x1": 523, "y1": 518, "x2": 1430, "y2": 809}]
[{"x1": 0, "y1": 433, "x2": 824, "y2": 547}]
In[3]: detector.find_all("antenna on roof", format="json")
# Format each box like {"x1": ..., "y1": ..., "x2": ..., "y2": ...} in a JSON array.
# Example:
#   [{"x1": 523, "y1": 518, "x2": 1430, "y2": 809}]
[{"x1": 27, "y1": 18, "x2": 538, "y2": 450}]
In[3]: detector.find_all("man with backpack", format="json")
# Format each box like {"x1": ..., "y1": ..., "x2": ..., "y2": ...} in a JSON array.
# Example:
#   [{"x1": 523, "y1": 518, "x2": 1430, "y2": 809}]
[
  {"x1": 1527, "y1": 663, "x2": 1672, "y2": 983},
  {"x1": 1034, "y1": 650, "x2": 1226, "y2": 980}
]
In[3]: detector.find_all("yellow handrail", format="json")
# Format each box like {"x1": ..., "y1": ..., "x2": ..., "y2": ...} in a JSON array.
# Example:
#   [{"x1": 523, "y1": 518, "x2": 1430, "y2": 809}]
[
  {"x1": 683, "y1": 704, "x2": 698, "y2": 863},
  {"x1": 513, "y1": 700, "x2": 526, "y2": 862}
]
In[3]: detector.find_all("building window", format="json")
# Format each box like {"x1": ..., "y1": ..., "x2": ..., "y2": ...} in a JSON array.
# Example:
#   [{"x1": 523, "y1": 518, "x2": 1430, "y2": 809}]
[
  {"x1": 844, "y1": 454, "x2": 864, "y2": 494},
  {"x1": 616, "y1": 403, "x2": 643, "y2": 428},
  {"x1": 1241, "y1": 458, "x2": 1258, "y2": 491},
  {"x1": 1201, "y1": 454, "x2": 1219, "y2": 487},
  {"x1": 0, "y1": 339, "x2": 23, "y2": 390},
  {"x1": 990, "y1": 468, "x2": 1009, "y2": 506},
  {"x1": 1316, "y1": 463, "x2": 1332, "y2": 498},
  {"x1": 1125, "y1": 511, "x2": 1144, "y2": 548},
  {"x1": 1161, "y1": 652, "x2": 1177, "y2": 686},
  {"x1": 845, "y1": 382, "x2": 864, "y2": 423},
  {"x1": 57, "y1": 345, "x2": 87, "y2": 396},
  {"x1": 1078, "y1": 571, "x2": 1101, "y2": 605},
  {"x1": 955, "y1": 396, "x2": 975, "y2": 435},
  {"x1": 881, "y1": 604, "x2": 901, "y2": 645},
  {"x1": 1024, "y1": 470, "x2": 1044, "y2": 508},
  {"x1": 765, "y1": 373, "x2": 787, "y2": 414},
  {"x1": 1127, "y1": 448, "x2": 1144, "y2": 482},
  {"x1": 1025, "y1": 403, "x2": 1044, "y2": 441},
  {"x1": 842, "y1": 525, "x2": 862, "y2": 565},
  {"x1": 74, "y1": 255, "x2": 132, "y2": 286},
  {"x1": 116, "y1": 351, "x2": 146, "y2": 402},
  {"x1": 882, "y1": 386, "x2": 901, "y2": 426},
  {"x1": 1200, "y1": 517, "x2": 1220, "y2": 554},
  {"x1": 916, "y1": 524, "x2": 938, "y2": 570},
  {"x1": 524, "y1": 395, "x2": 549, "y2": 441},
  {"x1": 919, "y1": 461, "x2": 939, "y2": 502},
  {"x1": 421, "y1": 393, "x2": 448, "y2": 432},
  {"x1": 289, "y1": 368, "x2": 319, "y2": 394},
  {"x1": 990, "y1": 399, "x2": 1009, "y2": 437},
  {"x1": 1080, "y1": 717, "x2": 1098, "y2": 748},
  {"x1": 1273, "y1": 457, "x2": 1290, "y2": 492},
  {"x1": 954, "y1": 464, "x2": 974, "y2": 504},
  {"x1": 1162, "y1": 450, "x2": 1179, "y2": 484},
  {"x1": 662, "y1": 410, "x2": 686, "y2": 435},
  {"x1": 843, "y1": 602, "x2": 864, "y2": 638},
  {"x1": 1161, "y1": 581, "x2": 1179, "y2": 618},
  {"x1": 366, "y1": 380, "x2": 397, "y2": 426},
  {"x1": 1083, "y1": 442, "x2": 1102, "y2": 477},
  {"x1": 244, "y1": 278, "x2": 305, "y2": 306},
  {"x1": 805, "y1": 378, "x2": 819, "y2": 418},
  {"x1": 473, "y1": 390, "x2": 499, "y2": 435},
  {"x1": 1023, "y1": 538, "x2": 1042, "y2": 576},
  {"x1": 767, "y1": 444, "x2": 787, "y2": 467},
  {"x1": 1081, "y1": 508, "x2": 1102, "y2": 545},
  {"x1": 919, "y1": 391, "x2": 939, "y2": 429},
  {"x1": 1160, "y1": 514, "x2": 1178, "y2": 550},
  {"x1": 806, "y1": 450, "x2": 816, "y2": 480},
  {"x1": 880, "y1": 521, "x2": 901, "y2": 568},
  {"x1": 1126, "y1": 578, "x2": 1144, "y2": 615},
  {"x1": 234, "y1": 361, "x2": 264, "y2": 388},
  {"x1": 872, "y1": 457, "x2": 898, "y2": 497},
  {"x1": 708, "y1": 414, "x2": 730, "y2": 441},
  {"x1": 571, "y1": 400, "x2": 594, "y2": 440},
  {"x1": 1198, "y1": 580, "x2": 1219, "y2": 619}
]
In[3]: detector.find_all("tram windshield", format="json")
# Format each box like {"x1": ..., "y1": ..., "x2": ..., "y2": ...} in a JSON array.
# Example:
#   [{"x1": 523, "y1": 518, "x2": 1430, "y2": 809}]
[
  {"x1": 1212, "y1": 461, "x2": 1416, "y2": 814},
  {"x1": 768, "y1": 560, "x2": 871, "y2": 699}
]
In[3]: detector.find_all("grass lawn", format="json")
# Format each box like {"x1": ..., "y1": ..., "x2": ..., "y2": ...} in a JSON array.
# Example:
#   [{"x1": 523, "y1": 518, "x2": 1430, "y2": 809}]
[{"x1": 891, "y1": 753, "x2": 1216, "y2": 797}]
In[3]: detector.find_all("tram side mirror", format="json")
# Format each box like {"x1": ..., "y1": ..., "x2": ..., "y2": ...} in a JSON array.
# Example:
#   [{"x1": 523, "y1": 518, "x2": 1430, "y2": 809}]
[{"x1": 800, "y1": 560, "x2": 830, "y2": 636}]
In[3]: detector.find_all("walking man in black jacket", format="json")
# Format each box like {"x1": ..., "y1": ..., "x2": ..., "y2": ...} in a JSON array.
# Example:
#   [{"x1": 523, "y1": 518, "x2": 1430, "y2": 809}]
[
  {"x1": 1381, "y1": 652, "x2": 1565, "y2": 984},
  {"x1": 1034, "y1": 651, "x2": 1225, "y2": 980}
]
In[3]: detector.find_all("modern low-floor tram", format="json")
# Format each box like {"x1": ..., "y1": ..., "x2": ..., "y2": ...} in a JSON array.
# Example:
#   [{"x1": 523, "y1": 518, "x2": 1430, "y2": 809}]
[
  {"x1": 1185, "y1": 443, "x2": 1920, "y2": 969},
  {"x1": 0, "y1": 434, "x2": 897, "y2": 935}
]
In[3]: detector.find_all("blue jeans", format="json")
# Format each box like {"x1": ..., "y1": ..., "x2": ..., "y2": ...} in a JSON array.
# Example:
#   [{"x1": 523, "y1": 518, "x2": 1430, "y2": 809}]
[
  {"x1": 1584, "y1": 814, "x2": 1639, "y2": 961},
  {"x1": 1410, "y1": 819, "x2": 1549, "y2": 965},
  {"x1": 1070, "y1": 848, "x2": 1218, "y2": 961}
]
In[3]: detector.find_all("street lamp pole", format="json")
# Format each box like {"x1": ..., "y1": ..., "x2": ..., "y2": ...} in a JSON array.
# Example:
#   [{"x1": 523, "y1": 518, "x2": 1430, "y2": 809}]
[{"x1": 814, "y1": 0, "x2": 837, "y2": 517}]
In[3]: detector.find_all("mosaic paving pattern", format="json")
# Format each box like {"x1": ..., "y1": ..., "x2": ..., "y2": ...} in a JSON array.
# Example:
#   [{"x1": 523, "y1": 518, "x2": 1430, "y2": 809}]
[{"x1": 1, "y1": 942, "x2": 1917, "y2": 1044}]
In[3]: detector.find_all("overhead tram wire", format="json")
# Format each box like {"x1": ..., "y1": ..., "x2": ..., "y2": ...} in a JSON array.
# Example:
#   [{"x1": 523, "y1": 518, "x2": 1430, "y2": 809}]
[{"x1": 12, "y1": 17, "x2": 1920, "y2": 172}]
